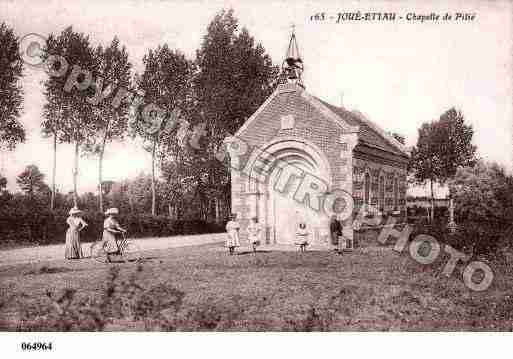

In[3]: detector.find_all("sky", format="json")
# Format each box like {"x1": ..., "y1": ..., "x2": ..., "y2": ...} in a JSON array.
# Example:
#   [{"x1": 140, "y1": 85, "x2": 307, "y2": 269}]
[{"x1": 1, "y1": 0, "x2": 512, "y2": 198}]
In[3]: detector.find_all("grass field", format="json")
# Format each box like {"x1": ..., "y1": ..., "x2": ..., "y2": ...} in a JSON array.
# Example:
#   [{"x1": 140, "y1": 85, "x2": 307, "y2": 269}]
[{"x1": 0, "y1": 238, "x2": 512, "y2": 331}]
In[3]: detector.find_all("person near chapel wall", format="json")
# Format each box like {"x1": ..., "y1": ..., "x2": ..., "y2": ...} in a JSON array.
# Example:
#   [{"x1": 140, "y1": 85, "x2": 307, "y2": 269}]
[
  {"x1": 225, "y1": 213, "x2": 241, "y2": 255},
  {"x1": 329, "y1": 215, "x2": 343, "y2": 252},
  {"x1": 247, "y1": 217, "x2": 262, "y2": 253},
  {"x1": 295, "y1": 222, "x2": 309, "y2": 252}
]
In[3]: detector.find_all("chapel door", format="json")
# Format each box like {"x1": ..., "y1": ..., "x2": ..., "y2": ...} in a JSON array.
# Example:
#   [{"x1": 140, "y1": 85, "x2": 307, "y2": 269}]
[{"x1": 270, "y1": 163, "x2": 326, "y2": 245}]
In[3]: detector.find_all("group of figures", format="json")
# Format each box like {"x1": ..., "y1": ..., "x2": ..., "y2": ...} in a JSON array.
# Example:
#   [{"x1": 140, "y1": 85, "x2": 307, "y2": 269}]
[
  {"x1": 224, "y1": 214, "x2": 344, "y2": 254},
  {"x1": 66, "y1": 209, "x2": 346, "y2": 259},
  {"x1": 64, "y1": 207, "x2": 126, "y2": 261}
]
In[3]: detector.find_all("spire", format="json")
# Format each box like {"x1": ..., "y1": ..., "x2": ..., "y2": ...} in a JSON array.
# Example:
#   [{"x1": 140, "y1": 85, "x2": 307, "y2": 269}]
[{"x1": 280, "y1": 25, "x2": 304, "y2": 88}]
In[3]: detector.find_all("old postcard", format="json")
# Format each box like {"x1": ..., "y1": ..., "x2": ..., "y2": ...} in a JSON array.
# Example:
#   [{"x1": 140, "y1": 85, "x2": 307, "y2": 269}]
[{"x1": 0, "y1": 0, "x2": 512, "y2": 357}]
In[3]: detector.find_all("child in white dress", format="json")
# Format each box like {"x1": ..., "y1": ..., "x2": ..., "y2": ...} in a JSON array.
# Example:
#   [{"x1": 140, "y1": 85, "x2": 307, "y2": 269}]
[
  {"x1": 295, "y1": 222, "x2": 309, "y2": 252},
  {"x1": 247, "y1": 217, "x2": 262, "y2": 253},
  {"x1": 225, "y1": 213, "x2": 240, "y2": 255}
]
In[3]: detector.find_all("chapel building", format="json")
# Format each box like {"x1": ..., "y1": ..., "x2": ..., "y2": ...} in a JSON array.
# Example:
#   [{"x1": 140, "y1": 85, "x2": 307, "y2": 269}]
[{"x1": 228, "y1": 31, "x2": 409, "y2": 249}]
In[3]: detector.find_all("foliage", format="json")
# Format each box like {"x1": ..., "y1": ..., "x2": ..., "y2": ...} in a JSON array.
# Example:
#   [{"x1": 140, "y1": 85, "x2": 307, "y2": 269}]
[
  {"x1": 132, "y1": 44, "x2": 194, "y2": 216},
  {"x1": 15, "y1": 265, "x2": 185, "y2": 331},
  {"x1": 194, "y1": 9, "x2": 278, "y2": 138},
  {"x1": 11, "y1": 265, "x2": 362, "y2": 331},
  {"x1": 42, "y1": 27, "x2": 99, "y2": 145},
  {"x1": 82, "y1": 37, "x2": 132, "y2": 212},
  {"x1": 444, "y1": 160, "x2": 513, "y2": 255},
  {"x1": 16, "y1": 164, "x2": 49, "y2": 197},
  {"x1": 409, "y1": 108, "x2": 476, "y2": 221},
  {"x1": 409, "y1": 108, "x2": 476, "y2": 186},
  {"x1": 448, "y1": 160, "x2": 513, "y2": 223},
  {"x1": 41, "y1": 26, "x2": 99, "y2": 205},
  {"x1": 0, "y1": 22, "x2": 25, "y2": 151},
  {"x1": 163, "y1": 9, "x2": 279, "y2": 222},
  {"x1": 0, "y1": 199, "x2": 224, "y2": 247}
]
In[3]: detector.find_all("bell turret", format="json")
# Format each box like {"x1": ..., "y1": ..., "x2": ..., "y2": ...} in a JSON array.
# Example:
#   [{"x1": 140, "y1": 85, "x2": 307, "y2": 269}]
[{"x1": 280, "y1": 26, "x2": 304, "y2": 88}]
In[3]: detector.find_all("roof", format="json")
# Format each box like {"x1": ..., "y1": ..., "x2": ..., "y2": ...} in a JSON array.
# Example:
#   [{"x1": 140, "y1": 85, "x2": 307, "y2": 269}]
[{"x1": 315, "y1": 97, "x2": 409, "y2": 158}]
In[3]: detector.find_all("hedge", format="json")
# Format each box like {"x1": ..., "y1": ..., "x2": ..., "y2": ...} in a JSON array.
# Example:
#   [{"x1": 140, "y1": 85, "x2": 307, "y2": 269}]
[{"x1": 0, "y1": 206, "x2": 225, "y2": 247}]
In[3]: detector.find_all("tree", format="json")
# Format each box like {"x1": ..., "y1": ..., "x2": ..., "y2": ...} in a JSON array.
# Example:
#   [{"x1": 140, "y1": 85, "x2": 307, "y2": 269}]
[
  {"x1": 84, "y1": 37, "x2": 132, "y2": 213},
  {"x1": 448, "y1": 160, "x2": 513, "y2": 253},
  {"x1": 0, "y1": 23, "x2": 25, "y2": 151},
  {"x1": 16, "y1": 165, "x2": 47, "y2": 198},
  {"x1": 133, "y1": 44, "x2": 194, "y2": 216},
  {"x1": 42, "y1": 27, "x2": 98, "y2": 207},
  {"x1": 409, "y1": 108, "x2": 477, "y2": 221},
  {"x1": 449, "y1": 160, "x2": 512, "y2": 223},
  {"x1": 41, "y1": 95, "x2": 63, "y2": 210},
  {"x1": 435, "y1": 108, "x2": 477, "y2": 182},
  {"x1": 190, "y1": 9, "x2": 278, "y2": 221}
]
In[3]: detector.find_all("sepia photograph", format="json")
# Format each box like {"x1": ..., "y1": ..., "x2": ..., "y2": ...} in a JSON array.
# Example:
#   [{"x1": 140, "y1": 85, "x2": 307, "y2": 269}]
[{"x1": 0, "y1": 0, "x2": 512, "y2": 356}]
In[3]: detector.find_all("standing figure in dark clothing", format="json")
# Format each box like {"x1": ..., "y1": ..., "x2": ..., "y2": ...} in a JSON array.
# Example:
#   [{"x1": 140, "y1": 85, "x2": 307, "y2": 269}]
[{"x1": 329, "y1": 215, "x2": 343, "y2": 252}]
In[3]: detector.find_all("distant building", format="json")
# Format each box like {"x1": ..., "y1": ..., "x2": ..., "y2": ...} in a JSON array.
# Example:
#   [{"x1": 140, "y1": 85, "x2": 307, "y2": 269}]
[{"x1": 406, "y1": 197, "x2": 450, "y2": 209}]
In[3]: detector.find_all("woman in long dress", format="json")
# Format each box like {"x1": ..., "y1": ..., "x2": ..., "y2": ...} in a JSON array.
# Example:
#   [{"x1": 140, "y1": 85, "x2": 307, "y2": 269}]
[
  {"x1": 65, "y1": 207, "x2": 87, "y2": 259},
  {"x1": 102, "y1": 208, "x2": 126, "y2": 262},
  {"x1": 225, "y1": 213, "x2": 240, "y2": 255}
]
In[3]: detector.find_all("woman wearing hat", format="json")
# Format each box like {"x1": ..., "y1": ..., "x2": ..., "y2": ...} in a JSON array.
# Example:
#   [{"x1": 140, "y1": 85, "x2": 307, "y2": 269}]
[
  {"x1": 102, "y1": 208, "x2": 126, "y2": 261},
  {"x1": 65, "y1": 207, "x2": 88, "y2": 259}
]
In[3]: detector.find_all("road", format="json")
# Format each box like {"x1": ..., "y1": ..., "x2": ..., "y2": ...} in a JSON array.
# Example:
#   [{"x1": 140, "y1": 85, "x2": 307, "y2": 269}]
[{"x1": 0, "y1": 233, "x2": 227, "y2": 266}]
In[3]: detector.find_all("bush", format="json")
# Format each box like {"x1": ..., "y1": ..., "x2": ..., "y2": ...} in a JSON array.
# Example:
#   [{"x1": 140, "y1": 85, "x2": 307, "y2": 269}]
[
  {"x1": 8, "y1": 265, "x2": 366, "y2": 331},
  {"x1": 407, "y1": 217, "x2": 510, "y2": 257},
  {"x1": 0, "y1": 204, "x2": 224, "y2": 247},
  {"x1": 13, "y1": 265, "x2": 186, "y2": 331}
]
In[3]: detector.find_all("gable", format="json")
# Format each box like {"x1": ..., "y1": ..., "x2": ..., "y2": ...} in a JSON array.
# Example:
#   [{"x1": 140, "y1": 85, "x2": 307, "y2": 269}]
[
  {"x1": 235, "y1": 83, "x2": 409, "y2": 159},
  {"x1": 234, "y1": 84, "x2": 352, "y2": 154}
]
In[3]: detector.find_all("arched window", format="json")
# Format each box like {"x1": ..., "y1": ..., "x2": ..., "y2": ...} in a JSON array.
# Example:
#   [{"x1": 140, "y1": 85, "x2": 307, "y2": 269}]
[
  {"x1": 393, "y1": 177, "x2": 398, "y2": 210},
  {"x1": 364, "y1": 172, "x2": 370, "y2": 206},
  {"x1": 379, "y1": 176, "x2": 385, "y2": 211}
]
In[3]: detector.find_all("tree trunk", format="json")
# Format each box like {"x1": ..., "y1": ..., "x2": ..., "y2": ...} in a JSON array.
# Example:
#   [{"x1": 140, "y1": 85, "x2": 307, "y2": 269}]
[
  {"x1": 151, "y1": 137, "x2": 157, "y2": 216},
  {"x1": 98, "y1": 148, "x2": 104, "y2": 213},
  {"x1": 73, "y1": 141, "x2": 79, "y2": 207},
  {"x1": 430, "y1": 179, "x2": 435, "y2": 222},
  {"x1": 215, "y1": 197, "x2": 220, "y2": 224},
  {"x1": 50, "y1": 133, "x2": 57, "y2": 210},
  {"x1": 98, "y1": 123, "x2": 110, "y2": 213}
]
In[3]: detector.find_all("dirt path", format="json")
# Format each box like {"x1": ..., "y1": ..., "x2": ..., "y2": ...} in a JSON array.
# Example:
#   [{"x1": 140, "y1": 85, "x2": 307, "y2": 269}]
[{"x1": 0, "y1": 233, "x2": 227, "y2": 266}]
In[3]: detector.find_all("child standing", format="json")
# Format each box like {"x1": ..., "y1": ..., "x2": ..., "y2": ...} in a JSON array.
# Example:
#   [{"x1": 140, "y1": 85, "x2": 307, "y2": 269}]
[
  {"x1": 225, "y1": 213, "x2": 240, "y2": 255},
  {"x1": 247, "y1": 217, "x2": 262, "y2": 253},
  {"x1": 295, "y1": 222, "x2": 309, "y2": 252}
]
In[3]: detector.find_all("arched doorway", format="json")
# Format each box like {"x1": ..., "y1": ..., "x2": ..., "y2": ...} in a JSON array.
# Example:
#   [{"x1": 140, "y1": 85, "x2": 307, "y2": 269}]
[{"x1": 246, "y1": 137, "x2": 331, "y2": 246}]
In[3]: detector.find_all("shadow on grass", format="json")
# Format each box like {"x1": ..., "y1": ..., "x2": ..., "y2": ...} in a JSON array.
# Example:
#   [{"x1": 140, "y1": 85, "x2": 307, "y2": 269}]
[
  {"x1": 24, "y1": 266, "x2": 76, "y2": 276},
  {"x1": 99, "y1": 255, "x2": 159, "y2": 264},
  {"x1": 236, "y1": 250, "x2": 273, "y2": 256}
]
